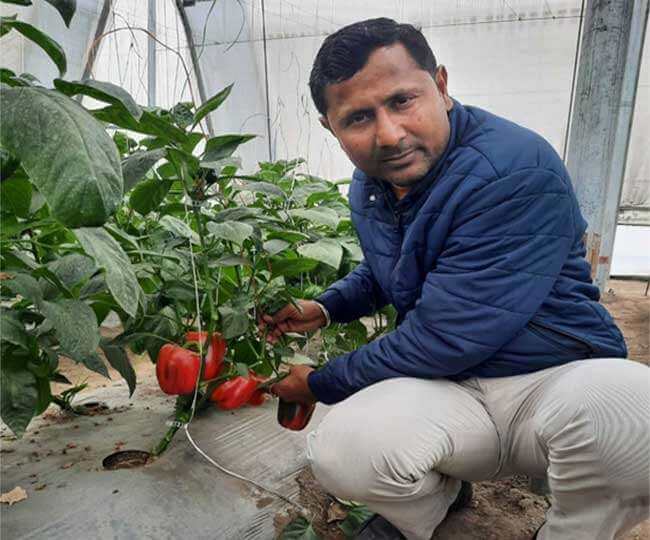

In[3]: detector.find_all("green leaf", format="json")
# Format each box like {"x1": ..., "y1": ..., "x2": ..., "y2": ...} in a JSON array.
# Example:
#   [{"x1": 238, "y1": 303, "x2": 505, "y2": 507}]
[
  {"x1": 203, "y1": 134, "x2": 255, "y2": 161},
  {"x1": 270, "y1": 257, "x2": 318, "y2": 279},
  {"x1": 40, "y1": 298, "x2": 100, "y2": 360},
  {"x1": 232, "y1": 180, "x2": 285, "y2": 199},
  {"x1": 206, "y1": 221, "x2": 254, "y2": 245},
  {"x1": 0, "y1": 87, "x2": 122, "y2": 227},
  {"x1": 170, "y1": 101, "x2": 194, "y2": 128},
  {"x1": 212, "y1": 206, "x2": 262, "y2": 223},
  {"x1": 266, "y1": 229, "x2": 310, "y2": 243},
  {"x1": 0, "y1": 310, "x2": 29, "y2": 349},
  {"x1": 0, "y1": 17, "x2": 66, "y2": 75},
  {"x1": 121, "y1": 149, "x2": 166, "y2": 192},
  {"x1": 216, "y1": 254, "x2": 251, "y2": 267},
  {"x1": 140, "y1": 111, "x2": 189, "y2": 144},
  {"x1": 0, "y1": 176, "x2": 32, "y2": 217},
  {"x1": 74, "y1": 227, "x2": 141, "y2": 317},
  {"x1": 79, "y1": 351, "x2": 110, "y2": 378},
  {"x1": 193, "y1": 83, "x2": 233, "y2": 127},
  {"x1": 280, "y1": 516, "x2": 320, "y2": 540},
  {"x1": 1, "y1": 363, "x2": 38, "y2": 438},
  {"x1": 263, "y1": 238, "x2": 290, "y2": 255},
  {"x1": 100, "y1": 339, "x2": 136, "y2": 396},
  {"x1": 129, "y1": 177, "x2": 172, "y2": 215},
  {"x1": 54, "y1": 78, "x2": 142, "y2": 120},
  {"x1": 159, "y1": 215, "x2": 199, "y2": 243},
  {"x1": 289, "y1": 207, "x2": 340, "y2": 229},
  {"x1": 3, "y1": 272, "x2": 43, "y2": 305},
  {"x1": 338, "y1": 504, "x2": 374, "y2": 537},
  {"x1": 340, "y1": 239, "x2": 362, "y2": 262},
  {"x1": 43, "y1": 0, "x2": 76, "y2": 27},
  {"x1": 44, "y1": 253, "x2": 96, "y2": 292},
  {"x1": 218, "y1": 305, "x2": 249, "y2": 339},
  {"x1": 297, "y1": 238, "x2": 343, "y2": 269}
]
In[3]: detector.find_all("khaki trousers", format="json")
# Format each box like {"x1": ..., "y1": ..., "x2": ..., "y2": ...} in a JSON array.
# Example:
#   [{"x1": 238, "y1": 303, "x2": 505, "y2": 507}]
[{"x1": 306, "y1": 358, "x2": 650, "y2": 539}]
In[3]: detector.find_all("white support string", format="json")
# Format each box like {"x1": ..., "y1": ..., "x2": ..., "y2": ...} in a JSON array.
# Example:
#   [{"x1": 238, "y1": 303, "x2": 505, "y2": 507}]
[{"x1": 179, "y1": 198, "x2": 311, "y2": 517}]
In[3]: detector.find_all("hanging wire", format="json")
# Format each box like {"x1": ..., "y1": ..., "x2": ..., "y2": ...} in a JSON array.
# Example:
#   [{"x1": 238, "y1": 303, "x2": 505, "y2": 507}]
[
  {"x1": 261, "y1": 0, "x2": 273, "y2": 161},
  {"x1": 562, "y1": 0, "x2": 586, "y2": 162}
]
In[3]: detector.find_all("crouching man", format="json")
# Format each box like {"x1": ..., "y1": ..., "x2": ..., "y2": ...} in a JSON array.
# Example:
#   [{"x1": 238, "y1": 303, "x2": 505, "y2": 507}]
[{"x1": 262, "y1": 18, "x2": 650, "y2": 540}]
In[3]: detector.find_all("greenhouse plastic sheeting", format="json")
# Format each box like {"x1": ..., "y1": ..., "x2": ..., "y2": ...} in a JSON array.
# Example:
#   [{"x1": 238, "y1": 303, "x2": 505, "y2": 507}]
[
  {"x1": 1, "y1": 374, "x2": 329, "y2": 539},
  {"x1": 181, "y1": 0, "x2": 649, "y2": 225},
  {"x1": 1, "y1": 0, "x2": 648, "y2": 222}
]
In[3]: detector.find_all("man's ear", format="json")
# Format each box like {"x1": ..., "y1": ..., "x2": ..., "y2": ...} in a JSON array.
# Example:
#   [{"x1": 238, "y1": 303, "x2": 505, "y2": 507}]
[
  {"x1": 434, "y1": 65, "x2": 453, "y2": 111},
  {"x1": 319, "y1": 115, "x2": 333, "y2": 134}
]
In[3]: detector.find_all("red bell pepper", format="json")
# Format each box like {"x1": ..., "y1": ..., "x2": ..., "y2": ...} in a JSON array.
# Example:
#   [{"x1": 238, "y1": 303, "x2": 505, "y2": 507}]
[
  {"x1": 247, "y1": 373, "x2": 268, "y2": 406},
  {"x1": 156, "y1": 332, "x2": 227, "y2": 395},
  {"x1": 210, "y1": 375, "x2": 258, "y2": 410},
  {"x1": 277, "y1": 399, "x2": 316, "y2": 431},
  {"x1": 184, "y1": 331, "x2": 227, "y2": 380},
  {"x1": 156, "y1": 344, "x2": 202, "y2": 395}
]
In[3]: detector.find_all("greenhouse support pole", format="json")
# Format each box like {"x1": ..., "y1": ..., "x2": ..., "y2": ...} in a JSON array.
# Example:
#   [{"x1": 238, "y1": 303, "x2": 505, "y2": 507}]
[
  {"x1": 175, "y1": 0, "x2": 215, "y2": 136},
  {"x1": 79, "y1": 0, "x2": 113, "y2": 83},
  {"x1": 147, "y1": 0, "x2": 156, "y2": 107},
  {"x1": 565, "y1": 0, "x2": 648, "y2": 291}
]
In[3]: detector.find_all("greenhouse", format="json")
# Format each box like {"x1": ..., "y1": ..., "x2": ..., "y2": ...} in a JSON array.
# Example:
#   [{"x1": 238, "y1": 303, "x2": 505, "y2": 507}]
[{"x1": 1, "y1": 1, "x2": 648, "y2": 539}]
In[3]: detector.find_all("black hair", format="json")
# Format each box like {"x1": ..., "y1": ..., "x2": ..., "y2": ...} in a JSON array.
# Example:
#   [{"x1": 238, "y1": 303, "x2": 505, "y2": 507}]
[{"x1": 309, "y1": 18, "x2": 437, "y2": 116}]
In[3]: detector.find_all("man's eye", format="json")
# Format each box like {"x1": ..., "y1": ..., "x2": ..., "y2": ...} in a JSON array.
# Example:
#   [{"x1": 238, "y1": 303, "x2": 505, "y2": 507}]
[
  {"x1": 394, "y1": 95, "x2": 413, "y2": 108},
  {"x1": 349, "y1": 113, "x2": 368, "y2": 125}
]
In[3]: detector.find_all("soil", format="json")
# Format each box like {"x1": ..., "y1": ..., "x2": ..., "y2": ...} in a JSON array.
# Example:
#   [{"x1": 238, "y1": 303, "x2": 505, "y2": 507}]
[{"x1": 50, "y1": 280, "x2": 649, "y2": 539}]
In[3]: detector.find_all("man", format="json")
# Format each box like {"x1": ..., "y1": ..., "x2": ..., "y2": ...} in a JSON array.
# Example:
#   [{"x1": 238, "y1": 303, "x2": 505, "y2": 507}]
[{"x1": 262, "y1": 18, "x2": 649, "y2": 540}]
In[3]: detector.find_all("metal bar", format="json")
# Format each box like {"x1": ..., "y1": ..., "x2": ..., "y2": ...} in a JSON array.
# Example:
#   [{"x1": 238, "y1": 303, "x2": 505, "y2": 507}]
[
  {"x1": 147, "y1": 0, "x2": 157, "y2": 107},
  {"x1": 596, "y1": 0, "x2": 649, "y2": 288},
  {"x1": 260, "y1": 0, "x2": 273, "y2": 161},
  {"x1": 79, "y1": 0, "x2": 113, "y2": 83},
  {"x1": 565, "y1": 0, "x2": 648, "y2": 291},
  {"x1": 175, "y1": 0, "x2": 214, "y2": 136}
]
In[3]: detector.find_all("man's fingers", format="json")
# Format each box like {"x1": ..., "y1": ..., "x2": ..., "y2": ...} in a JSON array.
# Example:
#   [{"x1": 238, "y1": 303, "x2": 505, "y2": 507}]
[{"x1": 271, "y1": 304, "x2": 297, "y2": 324}]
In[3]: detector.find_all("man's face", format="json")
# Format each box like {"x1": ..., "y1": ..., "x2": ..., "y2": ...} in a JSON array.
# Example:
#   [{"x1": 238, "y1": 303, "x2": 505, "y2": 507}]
[{"x1": 321, "y1": 43, "x2": 453, "y2": 189}]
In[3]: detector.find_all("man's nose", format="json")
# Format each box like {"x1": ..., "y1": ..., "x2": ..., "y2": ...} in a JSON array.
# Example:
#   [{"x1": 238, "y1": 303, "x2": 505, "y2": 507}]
[{"x1": 374, "y1": 109, "x2": 406, "y2": 149}]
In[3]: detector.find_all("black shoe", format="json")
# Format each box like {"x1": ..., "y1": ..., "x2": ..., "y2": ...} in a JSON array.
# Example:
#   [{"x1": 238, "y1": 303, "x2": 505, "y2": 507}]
[{"x1": 355, "y1": 481, "x2": 473, "y2": 539}]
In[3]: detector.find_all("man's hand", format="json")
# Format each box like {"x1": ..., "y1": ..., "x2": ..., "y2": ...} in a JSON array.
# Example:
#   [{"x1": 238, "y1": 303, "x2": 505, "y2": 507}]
[
  {"x1": 270, "y1": 365, "x2": 317, "y2": 404},
  {"x1": 259, "y1": 299, "x2": 326, "y2": 344}
]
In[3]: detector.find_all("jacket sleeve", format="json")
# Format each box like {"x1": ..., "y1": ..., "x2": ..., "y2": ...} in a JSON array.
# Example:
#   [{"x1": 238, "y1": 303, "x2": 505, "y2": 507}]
[
  {"x1": 316, "y1": 259, "x2": 388, "y2": 323},
  {"x1": 308, "y1": 169, "x2": 576, "y2": 404}
]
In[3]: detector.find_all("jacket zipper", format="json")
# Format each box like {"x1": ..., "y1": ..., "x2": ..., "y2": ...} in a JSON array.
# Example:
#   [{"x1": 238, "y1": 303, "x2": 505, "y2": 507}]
[{"x1": 528, "y1": 319, "x2": 595, "y2": 357}]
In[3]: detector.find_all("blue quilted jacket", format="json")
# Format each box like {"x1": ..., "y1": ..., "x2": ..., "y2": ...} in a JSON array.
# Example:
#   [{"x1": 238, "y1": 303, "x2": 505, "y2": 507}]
[{"x1": 308, "y1": 100, "x2": 627, "y2": 405}]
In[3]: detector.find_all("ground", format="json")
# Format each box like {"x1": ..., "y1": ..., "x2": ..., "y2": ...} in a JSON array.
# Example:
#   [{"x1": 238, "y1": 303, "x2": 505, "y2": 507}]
[{"x1": 4, "y1": 279, "x2": 648, "y2": 539}]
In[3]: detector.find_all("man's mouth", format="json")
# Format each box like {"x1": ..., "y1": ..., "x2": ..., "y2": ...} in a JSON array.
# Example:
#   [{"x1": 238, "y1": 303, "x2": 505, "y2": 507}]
[{"x1": 381, "y1": 149, "x2": 415, "y2": 163}]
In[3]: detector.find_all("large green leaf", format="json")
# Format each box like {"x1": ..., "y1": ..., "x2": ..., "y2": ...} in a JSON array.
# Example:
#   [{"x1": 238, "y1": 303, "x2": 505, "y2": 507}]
[
  {"x1": 54, "y1": 79, "x2": 142, "y2": 120},
  {"x1": 121, "y1": 149, "x2": 166, "y2": 192},
  {"x1": 279, "y1": 517, "x2": 320, "y2": 540},
  {"x1": 100, "y1": 339, "x2": 136, "y2": 396},
  {"x1": 289, "y1": 207, "x2": 340, "y2": 229},
  {"x1": 3, "y1": 272, "x2": 43, "y2": 305},
  {"x1": 270, "y1": 257, "x2": 318, "y2": 279},
  {"x1": 297, "y1": 238, "x2": 343, "y2": 269},
  {"x1": 0, "y1": 87, "x2": 122, "y2": 227},
  {"x1": 43, "y1": 0, "x2": 76, "y2": 27},
  {"x1": 263, "y1": 238, "x2": 290, "y2": 255},
  {"x1": 74, "y1": 227, "x2": 141, "y2": 317},
  {"x1": 232, "y1": 180, "x2": 285, "y2": 199},
  {"x1": 193, "y1": 83, "x2": 233, "y2": 128},
  {"x1": 218, "y1": 305, "x2": 249, "y2": 339},
  {"x1": 203, "y1": 134, "x2": 255, "y2": 161},
  {"x1": 0, "y1": 176, "x2": 32, "y2": 217},
  {"x1": 41, "y1": 299, "x2": 99, "y2": 356},
  {"x1": 206, "y1": 221, "x2": 254, "y2": 245},
  {"x1": 159, "y1": 215, "x2": 199, "y2": 244},
  {"x1": 129, "y1": 177, "x2": 172, "y2": 215},
  {"x1": 1, "y1": 363, "x2": 38, "y2": 438},
  {"x1": 0, "y1": 17, "x2": 66, "y2": 75},
  {"x1": 0, "y1": 309, "x2": 29, "y2": 349},
  {"x1": 44, "y1": 253, "x2": 96, "y2": 293}
]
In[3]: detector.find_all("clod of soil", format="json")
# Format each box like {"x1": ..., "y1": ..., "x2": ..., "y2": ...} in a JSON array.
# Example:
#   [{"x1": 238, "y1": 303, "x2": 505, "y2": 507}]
[{"x1": 102, "y1": 450, "x2": 152, "y2": 470}]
